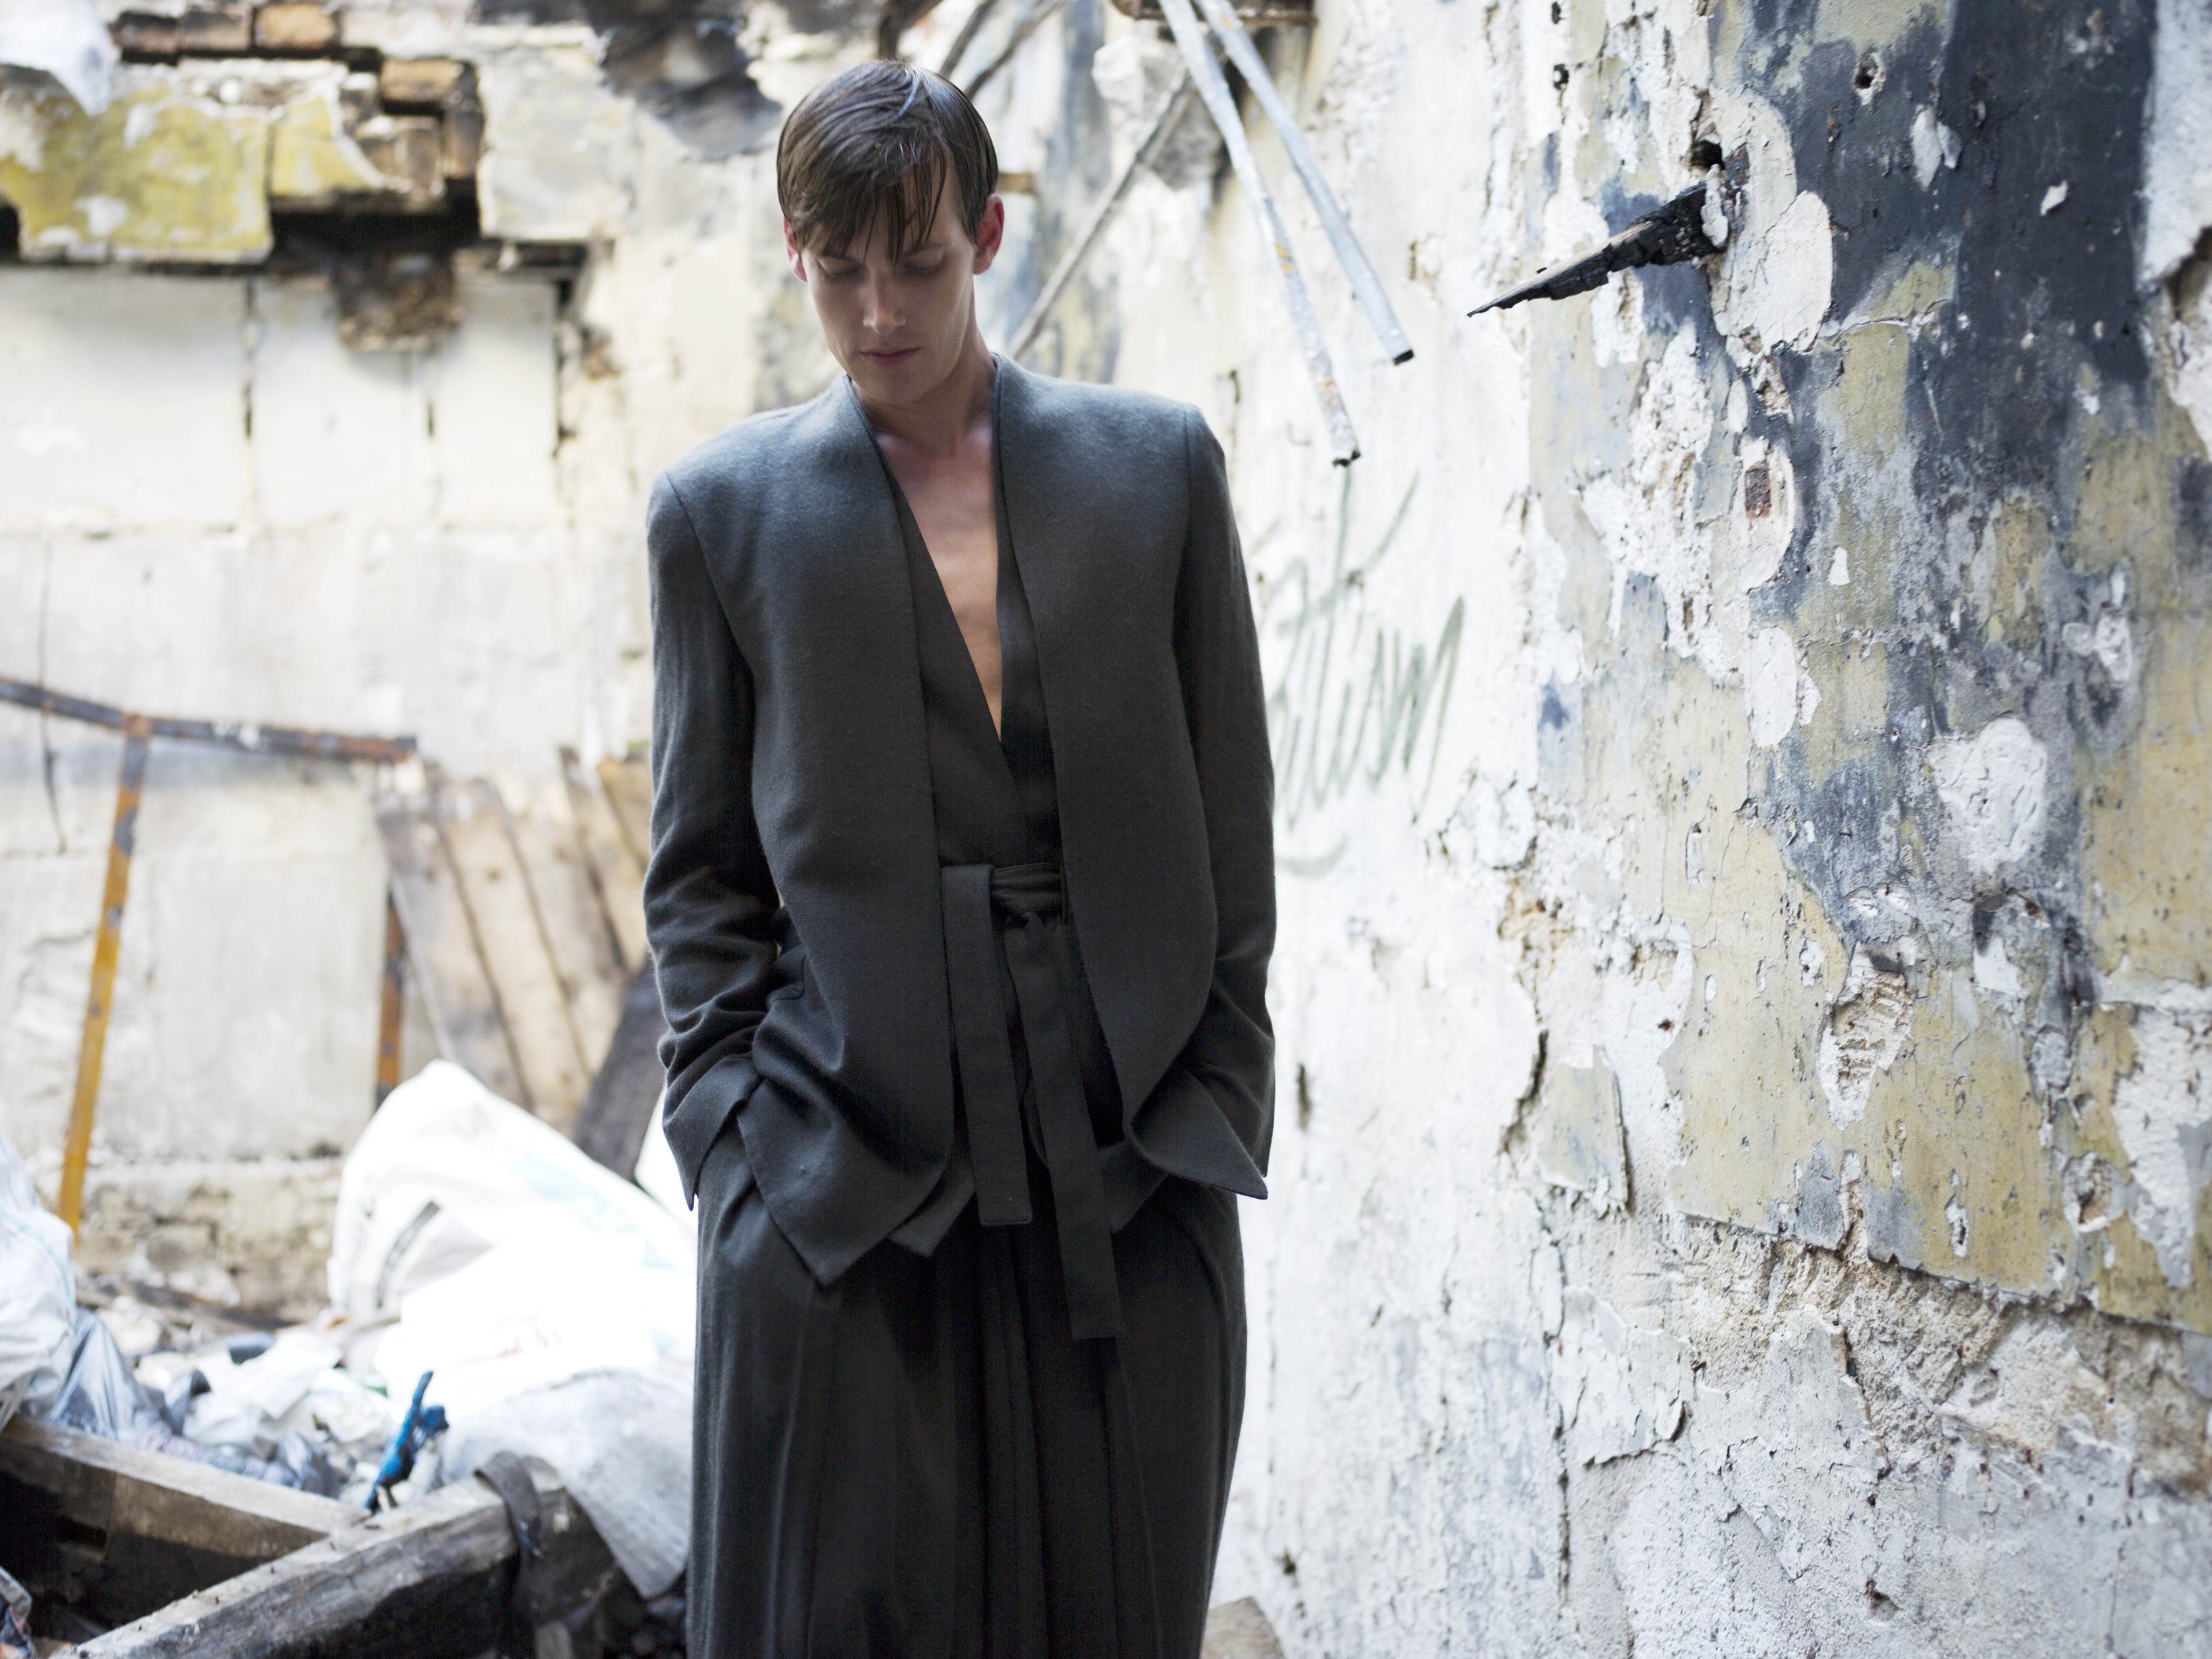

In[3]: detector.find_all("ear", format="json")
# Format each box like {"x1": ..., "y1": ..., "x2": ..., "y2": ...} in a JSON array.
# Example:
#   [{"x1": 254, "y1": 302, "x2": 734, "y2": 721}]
[
  {"x1": 783, "y1": 219, "x2": 809, "y2": 283},
  {"x1": 970, "y1": 195, "x2": 1006, "y2": 275}
]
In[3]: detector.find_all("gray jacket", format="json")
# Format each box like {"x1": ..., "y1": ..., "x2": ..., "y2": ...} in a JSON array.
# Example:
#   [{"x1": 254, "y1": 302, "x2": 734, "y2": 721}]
[{"x1": 643, "y1": 356, "x2": 1274, "y2": 1287}]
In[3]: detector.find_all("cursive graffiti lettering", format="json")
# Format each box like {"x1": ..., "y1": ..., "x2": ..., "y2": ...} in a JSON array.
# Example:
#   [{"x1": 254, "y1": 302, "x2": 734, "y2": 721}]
[{"x1": 1261, "y1": 475, "x2": 1465, "y2": 877}]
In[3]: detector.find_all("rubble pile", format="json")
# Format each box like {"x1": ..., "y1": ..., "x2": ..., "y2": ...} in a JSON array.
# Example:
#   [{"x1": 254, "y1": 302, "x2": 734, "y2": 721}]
[{"x1": 0, "y1": 1063, "x2": 697, "y2": 1654}]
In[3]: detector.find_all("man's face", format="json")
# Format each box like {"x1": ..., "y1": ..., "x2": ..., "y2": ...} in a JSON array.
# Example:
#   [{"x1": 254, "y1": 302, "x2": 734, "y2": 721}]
[{"x1": 786, "y1": 167, "x2": 1005, "y2": 409}]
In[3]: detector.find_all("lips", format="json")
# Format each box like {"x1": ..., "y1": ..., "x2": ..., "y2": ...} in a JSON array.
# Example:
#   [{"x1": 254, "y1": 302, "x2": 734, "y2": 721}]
[{"x1": 862, "y1": 347, "x2": 920, "y2": 365}]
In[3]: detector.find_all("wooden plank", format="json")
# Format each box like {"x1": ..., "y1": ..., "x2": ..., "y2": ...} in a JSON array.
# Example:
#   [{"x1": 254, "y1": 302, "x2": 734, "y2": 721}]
[
  {"x1": 571, "y1": 965, "x2": 669, "y2": 1179},
  {"x1": 80, "y1": 1464, "x2": 615, "y2": 1659},
  {"x1": 374, "y1": 784, "x2": 526, "y2": 1106},
  {"x1": 503, "y1": 775, "x2": 628, "y2": 1074},
  {"x1": 594, "y1": 754, "x2": 652, "y2": 873},
  {"x1": 438, "y1": 779, "x2": 591, "y2": 1129},
  {"x1": 0, "y1": 1418, "x2": 358, "y2": 1627},
  {"x1": 560, "y1": 747, "x2": 648, "y2": 973},
  {"x1": 0, "y1": 1418, "x2": 355, "y2": 1559}
]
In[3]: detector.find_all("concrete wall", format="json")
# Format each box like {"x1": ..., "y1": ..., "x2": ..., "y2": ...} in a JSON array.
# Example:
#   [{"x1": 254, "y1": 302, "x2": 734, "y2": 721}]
[
  {"x1": 0, "y1": 12, "x2": 849, "y2": 1304},
  {"x1": 1034, "y1": 0, "x2": 2212, "y2": 1650}
]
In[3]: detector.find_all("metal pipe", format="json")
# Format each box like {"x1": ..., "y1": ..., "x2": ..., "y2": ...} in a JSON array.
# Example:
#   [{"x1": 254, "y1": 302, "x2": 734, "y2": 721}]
[
  {"x1": 1154, "y1": 0, "x2": 1359, "y2": 463},
  {"x1": 57, "y1": 723, "x2": 150, "y2": 1236},
  {"x1": 0, "y1": 676, "x2": 416, "y2": 763},
  {"x1": 964, "y1": 0, "x2": 1073, "y2": 99},
  {"x1": 1008, "y1": 71, "x2": 1198, "y2": 362},
  {"x1": 937, "y1": 0, "x2": 1003, "y2": 78},
  {"x1": 1186, "y1": 0, "x2": 1413, "y2": 365}
]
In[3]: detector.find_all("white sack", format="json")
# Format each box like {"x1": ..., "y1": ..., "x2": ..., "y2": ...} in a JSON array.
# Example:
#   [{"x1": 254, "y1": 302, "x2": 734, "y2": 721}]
[
  {"x1": 0, "y1": 0, "x2": 117, "y2": 113},
  {"x1": 436, "y1": 1368, "x2": 692, "y2": 1598},
  {"x1": 329, "y1": 1062, "x2": 694, "y2": 1419},
  {"x1": 0, "y1": 1128, "x2": 76, "y2": 1433},
  {"x1": 632, "y1": 1086, "x2": 687, "y2": 1219}
]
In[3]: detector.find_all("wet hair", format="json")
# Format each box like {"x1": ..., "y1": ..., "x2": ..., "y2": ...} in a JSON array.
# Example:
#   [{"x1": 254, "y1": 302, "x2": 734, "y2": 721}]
[{"x1": 776, "y1": 61, "x2": 1000, "y2": 259}]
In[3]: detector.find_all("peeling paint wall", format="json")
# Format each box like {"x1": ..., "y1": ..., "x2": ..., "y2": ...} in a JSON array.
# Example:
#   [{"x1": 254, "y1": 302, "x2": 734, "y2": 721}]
[{"x1": 1030, "y1": 0, "x2": 2212, "y2": 1650}]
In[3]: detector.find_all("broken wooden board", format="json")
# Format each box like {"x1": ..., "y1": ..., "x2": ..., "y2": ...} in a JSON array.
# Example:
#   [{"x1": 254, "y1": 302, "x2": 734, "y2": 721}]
[
  {"x1": 378, "y1": 759, "x2": 654, "y2": 1135},
  {"x1": 76, "y1": 1460, "x2": 616, "y2": 1659},
  {"x1": 0, "y1": 1417, "x2": 357, "y2": 1629},
  {"x1": 561, "y1": 748, "x2": 649, "y2": 973},
  {"x1": 504, "y1": 774, "x2": 629, "y2": 1069},
  {"x1": 570, "y1": 965, "x2": 669, "y2": 1181},
  {"x1": 437, "y1": 778, "x2": 592, "y2": 1130},
  {"x1": 375, "y1": 784, "x2": 528, "y2": 1107},
  {"x1": 594, "y1": 755, "x2": 653, "y2": 874}
]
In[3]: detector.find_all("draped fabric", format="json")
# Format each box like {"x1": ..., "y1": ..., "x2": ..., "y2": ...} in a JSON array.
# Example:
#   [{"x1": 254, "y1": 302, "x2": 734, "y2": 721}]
[{"x1": 686, "y1": 382, "x2": 1247, "y2": 1657}]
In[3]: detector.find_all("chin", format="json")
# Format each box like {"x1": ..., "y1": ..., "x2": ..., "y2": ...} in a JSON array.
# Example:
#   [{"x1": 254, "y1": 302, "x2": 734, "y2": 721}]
[{"x1": 847, "y1": 345, "x2": 940, "y2": 401}]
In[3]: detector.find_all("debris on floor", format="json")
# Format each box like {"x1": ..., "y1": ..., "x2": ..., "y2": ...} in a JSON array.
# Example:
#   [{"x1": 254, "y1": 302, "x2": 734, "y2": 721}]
[
  {"x1": 0, "y1": 1131, "x2": 76, "y2": 1436},
  {"x1": 0, "y1": 1565, "x2": 33, "y2": 1659},
  {"x1": 0, "y1": 1061, "x2": 699, "y2": 1655}
]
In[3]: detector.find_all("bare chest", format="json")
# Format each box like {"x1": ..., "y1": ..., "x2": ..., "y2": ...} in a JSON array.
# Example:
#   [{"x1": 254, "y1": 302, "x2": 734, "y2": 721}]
[{"x1": 886, "y1": 451, "x2": 1003, "y2": 730}]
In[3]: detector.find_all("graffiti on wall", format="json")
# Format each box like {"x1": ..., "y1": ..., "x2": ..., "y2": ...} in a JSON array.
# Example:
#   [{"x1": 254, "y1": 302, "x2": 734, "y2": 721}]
[{"x1": 1261, "y1": 475, "x2": 1467, "y2": 877}]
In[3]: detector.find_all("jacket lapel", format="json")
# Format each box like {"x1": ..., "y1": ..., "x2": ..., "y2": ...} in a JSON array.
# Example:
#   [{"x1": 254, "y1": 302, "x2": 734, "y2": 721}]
[
  {"x1": 995, "y1": 358, "x2": 1216, "y2": 1119},
  {"x1": 784, "y1": 378, "x2": 957, "y2": 1158}
]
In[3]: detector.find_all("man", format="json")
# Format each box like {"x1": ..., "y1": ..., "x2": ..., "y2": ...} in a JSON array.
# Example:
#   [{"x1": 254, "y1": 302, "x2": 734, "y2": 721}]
[{"x1": 644, "y1": 58, "x2": 1274, "y2": 1657}]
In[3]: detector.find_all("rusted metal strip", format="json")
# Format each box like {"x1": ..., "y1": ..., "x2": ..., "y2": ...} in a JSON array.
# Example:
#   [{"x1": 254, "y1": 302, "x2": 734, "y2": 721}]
[
  {"x1": 3, "y1": 677, "x2": 417, "y2": 1191},
  {"x1": 1154, "y1": 0, "x2": 1360, "y2": 463},
  {"x1": 1187, "y1": 0, "x2": 1413, "y2": 365},
  {"x1": 0, "y1": 677, "x2": 416, "y2": 764},
  {"x1": 375, "y1": 890, "x2": 406, "y2": 1108},
  {"x1": 1009, "y1": 71, "x2": 1199, "y2": 363},
  {"x1": 57, "y1": 724, "x2": 150, "y2": 1236}
]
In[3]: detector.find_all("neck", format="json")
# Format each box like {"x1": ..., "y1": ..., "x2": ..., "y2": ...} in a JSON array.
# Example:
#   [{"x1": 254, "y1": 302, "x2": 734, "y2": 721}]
[{"x1": 855, "y1": 320, "x2": 996, "y2": 457}]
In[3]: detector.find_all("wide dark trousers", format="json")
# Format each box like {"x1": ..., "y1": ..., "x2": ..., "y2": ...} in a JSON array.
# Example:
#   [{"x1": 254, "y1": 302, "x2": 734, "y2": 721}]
[{"x1": 689, "y1": 1130, "x2": 1246, "y2": 1658}]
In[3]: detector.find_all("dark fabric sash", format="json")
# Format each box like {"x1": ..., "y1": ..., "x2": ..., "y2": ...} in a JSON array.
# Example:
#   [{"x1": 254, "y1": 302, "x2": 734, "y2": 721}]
[{"x1": 940, "y1": 860, "x2": 1124, "y2": 1341}]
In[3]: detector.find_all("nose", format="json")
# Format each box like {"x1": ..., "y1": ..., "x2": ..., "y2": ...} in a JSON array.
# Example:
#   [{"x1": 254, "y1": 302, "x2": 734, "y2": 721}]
[{"x1": 861, "y1": 271, "x2": 903, "y2": 335}]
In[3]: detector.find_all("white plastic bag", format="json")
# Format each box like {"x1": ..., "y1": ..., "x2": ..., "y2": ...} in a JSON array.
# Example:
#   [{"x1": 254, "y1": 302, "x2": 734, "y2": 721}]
[
  {"x1": 328, "y1": 1063, "x2": 694, "y2": 1419},
  {"x1": 0, "y1": 1128, "x2": 76, "y2": 1432}
]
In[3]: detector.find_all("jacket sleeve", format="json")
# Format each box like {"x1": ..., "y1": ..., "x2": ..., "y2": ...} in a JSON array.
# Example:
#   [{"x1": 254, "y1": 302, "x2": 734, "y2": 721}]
[
  {"x1": 1161, "y1": 408, "x2": 1277, "y2": 1181},
  {"x1": 642, "y1": 471, "x2": 780, "y2": 1203}
]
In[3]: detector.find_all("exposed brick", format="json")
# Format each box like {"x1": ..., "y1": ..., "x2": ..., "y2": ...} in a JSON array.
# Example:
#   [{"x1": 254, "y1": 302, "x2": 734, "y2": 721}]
[
  {"x1": 110, "y1": 12, "x2": 183, "y2": 60},
  {"x1": 253, "y1": 2, "x2": 340, "y2": 53},
  {"x1": 379, "y1": 57, "x2": 467, "y2": 109},
  {"x1": 176, "y1": 6, "x2": 252, "y2": 54},
  {"x1": 443, "y1": 72, "x2": 484, "y2": 180}
]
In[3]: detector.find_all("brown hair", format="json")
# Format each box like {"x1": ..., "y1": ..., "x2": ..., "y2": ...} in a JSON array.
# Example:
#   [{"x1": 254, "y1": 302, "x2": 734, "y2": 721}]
[{"x1": 776, "y1": 61, "x2": 1000, "y2": 259}]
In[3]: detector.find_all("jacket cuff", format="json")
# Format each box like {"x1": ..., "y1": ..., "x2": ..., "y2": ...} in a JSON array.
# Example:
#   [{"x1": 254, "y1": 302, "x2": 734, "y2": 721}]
[
  {"x1": 1125, "y1": 1065, "x2": 1268, "y2": 1203},
  {"x1": 665, "y1": 1054, "x2": 760, "y2": 1204}
]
